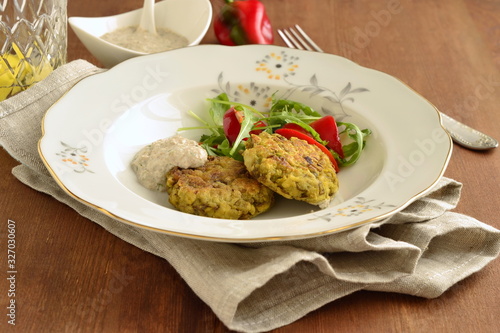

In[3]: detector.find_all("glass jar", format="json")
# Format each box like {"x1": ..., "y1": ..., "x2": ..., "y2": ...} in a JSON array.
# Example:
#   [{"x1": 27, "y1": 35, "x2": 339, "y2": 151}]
[{"x1": 0, "y1": 0, "x2": 67, "y2": 101}]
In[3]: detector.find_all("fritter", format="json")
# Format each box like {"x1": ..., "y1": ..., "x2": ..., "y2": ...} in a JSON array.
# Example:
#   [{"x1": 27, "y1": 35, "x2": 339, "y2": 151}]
[
  {"x1": 165, "y1": 156, "x2": 275, "y2": 220},
  {"x1": 243, "y1": 132, "x2": 339, "y2": 207}
]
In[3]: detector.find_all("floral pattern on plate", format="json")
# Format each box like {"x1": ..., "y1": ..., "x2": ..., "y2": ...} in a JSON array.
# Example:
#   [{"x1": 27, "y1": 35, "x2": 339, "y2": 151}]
[
  {"x1": 55, "y1": 142, "x2": 93, "y2": 173},
  {"x1": 333, "y1": 197, "x2": 397, "y2": 217},
  {"x1": 213, "y1": 50, "x2": 369, "y2": 120},
  {"x1": 255, "y1": 51, "x2": 300, "y2": 80},
  {"x1": 308, "y1": 198, "x2": 397, "y2": 222}
]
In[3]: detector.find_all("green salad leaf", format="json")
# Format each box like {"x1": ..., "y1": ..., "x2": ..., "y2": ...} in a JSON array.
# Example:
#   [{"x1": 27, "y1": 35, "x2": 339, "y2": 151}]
[
  {"x1": 179, "y1": 93, "x2": 371, "y2": 168},
  {"x1": 335, "y1": 123, "x2": 372, "y2": 167}
]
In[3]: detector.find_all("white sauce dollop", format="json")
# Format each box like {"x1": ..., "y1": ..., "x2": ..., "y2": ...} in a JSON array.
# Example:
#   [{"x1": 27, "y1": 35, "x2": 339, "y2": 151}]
[{"x1": 131, "y1": 135, "x2": 208, "y2": 192}]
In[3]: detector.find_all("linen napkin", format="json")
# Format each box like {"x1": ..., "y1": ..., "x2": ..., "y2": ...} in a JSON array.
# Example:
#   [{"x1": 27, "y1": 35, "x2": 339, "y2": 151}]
[{"x1": 1, "y1": 60, "x2": 500, "y2": 333}]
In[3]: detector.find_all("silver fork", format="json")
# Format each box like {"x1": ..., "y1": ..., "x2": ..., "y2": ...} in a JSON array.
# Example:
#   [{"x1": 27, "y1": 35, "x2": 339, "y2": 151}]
[{"x1": 277, "y1": 25, "x2": 498, "y2": 150}]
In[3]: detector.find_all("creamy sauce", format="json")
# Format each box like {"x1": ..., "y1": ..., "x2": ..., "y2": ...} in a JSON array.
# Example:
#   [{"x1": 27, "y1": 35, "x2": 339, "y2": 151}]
[
  {"x1": 131, "y1": 135, "x2": 208, "y2": 191},
  {"x1": 101, "y1": 25, "x2": 189, "y2": 53}
]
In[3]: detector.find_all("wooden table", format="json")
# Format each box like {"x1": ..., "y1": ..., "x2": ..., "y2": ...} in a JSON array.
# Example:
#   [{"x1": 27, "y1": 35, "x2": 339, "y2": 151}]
[{"x1": 1, "y1": 0, "x2": 499, "y2": 332}]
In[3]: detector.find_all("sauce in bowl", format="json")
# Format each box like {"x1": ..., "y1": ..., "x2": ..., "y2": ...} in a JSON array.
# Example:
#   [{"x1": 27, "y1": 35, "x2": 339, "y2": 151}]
[{"x1": 101, "y1": 25, "x2": 188, "y2": 53}]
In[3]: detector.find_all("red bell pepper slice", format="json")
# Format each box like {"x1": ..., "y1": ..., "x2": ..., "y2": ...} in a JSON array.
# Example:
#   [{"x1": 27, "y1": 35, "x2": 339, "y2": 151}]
[
  {"x1": 282, "y1": 123, "x2": 311, "y2": 136},
  {"x1": 224, "y1": 109, "x2": 268, "y2": 144},
  {"x1": 214, "y1": 0, "x2": 274, "y2": 46},
  {"x1": 223, "y1": 107, "x2": 241, "y2": 145},
  {"x1": 310, "y1": 115, "x2": 344, "y2": 158},
  {"x1": 275, "y1": 128, "x2": 339, "y2": 172},
  {"x1": 249, "y1": 120, "x2": 267, "y2": 135}
]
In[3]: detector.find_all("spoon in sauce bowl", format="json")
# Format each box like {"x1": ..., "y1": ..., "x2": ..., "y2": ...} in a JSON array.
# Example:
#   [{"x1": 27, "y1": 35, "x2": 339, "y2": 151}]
[
  {"x1": 138, "y1": 0, "x2": 157, "y2": 34},
  {"x1": 68, "y1": 0, "x2": 213, "y2": 67},
  {"x1": 100, "y1": 0, "x2": 190, "y2": 56}
]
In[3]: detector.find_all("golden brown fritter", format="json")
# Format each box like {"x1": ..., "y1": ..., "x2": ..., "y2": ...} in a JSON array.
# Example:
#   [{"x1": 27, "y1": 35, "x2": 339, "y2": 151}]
[
  {"x1": 165, "y1": 156, "x2": 275, "y2": 220},
  {"x1": 243, "y1": 132, "x2": 339, "y2": 207}
]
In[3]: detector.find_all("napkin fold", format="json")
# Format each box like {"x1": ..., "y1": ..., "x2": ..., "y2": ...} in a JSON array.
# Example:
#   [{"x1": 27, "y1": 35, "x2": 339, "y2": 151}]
[{"x1": 1, "y1": 60, "x2": 500, "y2": 333}]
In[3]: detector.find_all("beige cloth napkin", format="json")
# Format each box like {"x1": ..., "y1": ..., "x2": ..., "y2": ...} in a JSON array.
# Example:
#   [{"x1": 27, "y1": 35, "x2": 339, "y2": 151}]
[{"x1": 1, "y1": 60, "x2": 500, "y2": 333}]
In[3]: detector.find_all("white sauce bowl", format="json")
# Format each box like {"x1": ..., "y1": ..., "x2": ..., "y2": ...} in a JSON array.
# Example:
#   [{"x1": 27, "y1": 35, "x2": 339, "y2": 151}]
[{"x1": 69, "y1": 0, "x2": 212, "y2": 68}]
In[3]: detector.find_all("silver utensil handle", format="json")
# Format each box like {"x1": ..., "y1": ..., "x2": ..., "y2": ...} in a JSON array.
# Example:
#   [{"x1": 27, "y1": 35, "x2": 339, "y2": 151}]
[{"x1": 440, "y1": 112, "x2": 498, "y2": 150}]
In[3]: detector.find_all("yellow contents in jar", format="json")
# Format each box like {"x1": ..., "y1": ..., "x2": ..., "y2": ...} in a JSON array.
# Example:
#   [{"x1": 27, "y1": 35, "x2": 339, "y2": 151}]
[{"x1": 0, "y1": 43, "x2": 53, "y2": 101}]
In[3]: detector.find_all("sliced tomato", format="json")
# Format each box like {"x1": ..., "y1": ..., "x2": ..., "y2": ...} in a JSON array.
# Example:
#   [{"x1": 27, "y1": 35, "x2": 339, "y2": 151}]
[
  {"x1": 275, "y1": 128, "x2": 339, "y2": 172},
  {"x1": 310, "y1": 115, "x2": 344, "y2": 158}
]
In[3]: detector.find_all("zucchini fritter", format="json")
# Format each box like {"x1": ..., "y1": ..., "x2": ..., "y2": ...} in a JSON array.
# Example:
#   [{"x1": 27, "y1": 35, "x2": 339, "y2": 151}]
[
  {"x1": 243, "y1": 132, "x2": 339, "y2": 207},
  {"x1": 165, "y1": 156, "x2": 274, "y2": 220}
]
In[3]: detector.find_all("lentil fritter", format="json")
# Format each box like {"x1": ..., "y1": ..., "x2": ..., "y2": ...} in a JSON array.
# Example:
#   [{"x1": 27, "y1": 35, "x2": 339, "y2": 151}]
[
  {"x1": 165, "y1": 156, "x2": 275, "y2": 220},
  {"x1": 243, "y1": 132, "x2": 339, "y2": 207}
]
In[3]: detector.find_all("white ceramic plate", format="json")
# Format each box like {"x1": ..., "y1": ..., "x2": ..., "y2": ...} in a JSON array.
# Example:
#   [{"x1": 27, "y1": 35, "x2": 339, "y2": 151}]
[{"x1": 39, "y1": 45, "x2": 452, "y2": 242}]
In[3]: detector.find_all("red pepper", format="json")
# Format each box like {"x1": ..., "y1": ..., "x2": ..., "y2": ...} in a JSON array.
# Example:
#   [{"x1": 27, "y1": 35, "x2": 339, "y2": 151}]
[
  {"x1": 275, "y1": 128, "x2": 339, "y2": 172},
  {"x1": 310, "y1": 115, "x2": 345, "y2": 158},
  {"x1": 214, "y1": 0, "x2": 274, "y2": 46},
  {"x1": 223, "y1": 107, "x2": 241, "y2": 144},
  {"x1": 249, "y1": 120, "x2": 267, "y2": 135},
  {"x1": 282, "y1": 123, "x2": 311, "y2": 136},
  {"x1": 224, "y1": 108, "x2": 267, "y2": 144}
]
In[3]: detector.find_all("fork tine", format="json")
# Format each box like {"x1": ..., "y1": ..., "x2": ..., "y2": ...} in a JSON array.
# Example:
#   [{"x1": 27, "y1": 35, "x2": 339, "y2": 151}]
[
  {"x1": 277, "y1": 25, "x2": 324, "y2": 53},
  {"x1": 294, "y1": 25, "x2": 324, "y2": 53},
  {"x1": 278, "y1": 29, "x2": 305, "y2": 50},
  {"x1": 277, "y1": 29, "x2": 294, "y2": 49},
  {"x1": 288, "y1": 27, "x2": 314, "y2": 51}
]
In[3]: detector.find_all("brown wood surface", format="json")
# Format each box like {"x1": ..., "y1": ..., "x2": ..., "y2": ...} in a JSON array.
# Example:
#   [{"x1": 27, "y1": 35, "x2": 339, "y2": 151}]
[{"x1": 1, "y1": 0, "x2": 500, "y2": 332}]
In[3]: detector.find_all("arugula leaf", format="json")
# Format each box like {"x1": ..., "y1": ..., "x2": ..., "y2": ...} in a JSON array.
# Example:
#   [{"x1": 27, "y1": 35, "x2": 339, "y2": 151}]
[
  {"x1": 335, "y1": 123, "x2": 371, "y2": 167},
  {"x1": 270, "y1": 98, "x2": 322, "y2": 117},
  {"x1": 208, "y1": 93, "x2": 230, "y2": 127},
  {"x1": 230, "y1": 107, "x2": 260, "y2": 155},
  {"x1": 207, "y1": 95, "x2": 265, "y2": 118},
  {"x1": 185, "y1": 93, "x2": 261, "y2": 161}
]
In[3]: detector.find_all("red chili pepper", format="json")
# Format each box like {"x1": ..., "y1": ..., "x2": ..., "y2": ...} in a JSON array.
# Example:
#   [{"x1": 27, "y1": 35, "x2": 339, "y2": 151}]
[
  {"x1": 275, "y1": 128, "x2": 339, "y2": 172},
  {"x1": 223, "y1": 107, "x2": 241, "y2": 144},
  {"x1": 214, "y1": 0, "x2": 274, "y2": 46},
  {"x1": 310, "y1": 115, "x2": 345, "y2": 158}
]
